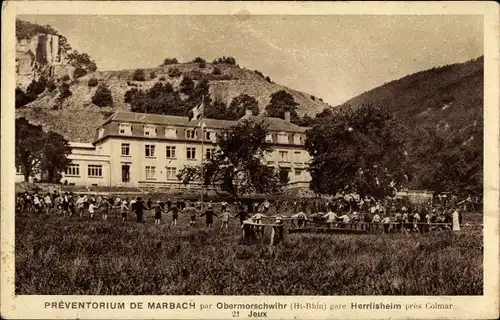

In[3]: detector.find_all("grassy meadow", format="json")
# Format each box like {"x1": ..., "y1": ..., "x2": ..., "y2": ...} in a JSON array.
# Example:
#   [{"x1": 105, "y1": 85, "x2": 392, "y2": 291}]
[{"x1": 15, "y1": 208, "x2": 483, "y2": 295}]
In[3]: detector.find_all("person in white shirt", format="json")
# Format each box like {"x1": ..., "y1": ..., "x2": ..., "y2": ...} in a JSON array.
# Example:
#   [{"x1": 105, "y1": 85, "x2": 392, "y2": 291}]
[
  {"x1": 381, "y1": 216, "x2": 391, "y2": 234},
  {"x1": 44, "y1": 193, "x2": 52, "y2": 215},
  {"x1": 120, "y1": 200, "x2": 129, "y2": 221},
  {"x1": 338, "y1": 213, "x2": 350, "y2": 228},
  {"x1": 372, "y1": 211, "x2": 381, "y2": 230},
  {"x1": 351, "y1": 211, "x2": 359, "y2": 229},
  {"x1": 88, "y1": 201, "x2": 98, "y2": 219},
  {"x1": 323, "y1": 210, "x2": 338, "y2": 229},
  {"x1": 262, "y1": 200, "x2": 270, "y2": 214},
  {"x1": 76, "y1": 195, "x2": 85, "y2": 217},
  {"x1": 251, "y1": 212, "x2": 266, "y2": 233},
  {"x1": 413, "y1": 212, "x2": 421, "y2": 232},
  {"x1": 220, "y1": 209, "x2": 231, "y2": 229},
  {"x1": 452, "y1": 208, "x2": 460, "y2": 231},
  {"x1": 33, "y1": 193, "x2": 41, "y2": 213},
  {"x1": 291, "y1": 211, "x2": 308, "y2": 228}
]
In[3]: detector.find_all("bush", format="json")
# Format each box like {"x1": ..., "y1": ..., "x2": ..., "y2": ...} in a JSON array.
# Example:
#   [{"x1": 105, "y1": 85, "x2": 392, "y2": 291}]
[
  {"x1": 91, "y1": 84, "x2": 113, "y2": 107},
  {"x1": 213, "y1": 56, "x2": 237, "y2": 65},
  {"x1": 150, "y1": 71, "x2": 157, "y2": 79},
  {"x1": 192, "y1": 57, "x2": 206, "y2": 64},
  {"x1": 159, "y1": 76, "x2": 166, "y2": 81},
  {"x1": 26, "y1": 80, "x2": 46, "y2": 96},
  {"x1": 212, "y1": 67, "x2": 221, "y2": 75},
  {"x1": 59, "y1": 83, "x2": 72, "y2": 100},
  {"x1": 265, "y1": 76, "x2": 272, "y2": 83},
  {"x1": 62, "y1": 75, "x2": 71, "y2": 82},
  {"x1": 163, "y1": 58, "x2": 178, "y2": 65},
  {"x1": 198, "y1": 62, "x2": 206, "y2": 69},
  {"x1": 133, "y1": 69, "x2": 146, "y2": 81},
  {"x1": 73, "y1": 67, "x2": 87, "y2": 79},
  {"x1": 124, "y1": 88, "x2": 140, "y2": 103},
  {"x1": 168, "y1": 68, "x2": 182, "y2": 78},
  {"x1": 46, "y1": 81, "x2": 57, "y2": 92},
  {"x1": 310, "y1": 95, "x2": 315, "y2": 101},
  {"x1": 254, "y1": 70, "x2": 265, "y2": 78},
  {"x1": 88, "y1": 78, "x2": 99, "y2": 87}
]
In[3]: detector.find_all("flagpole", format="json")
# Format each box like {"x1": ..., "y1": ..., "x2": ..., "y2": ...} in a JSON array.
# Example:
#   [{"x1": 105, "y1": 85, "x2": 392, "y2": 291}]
[{"x1": 200, "y1": 95, "x2": 205, "y2": 214}]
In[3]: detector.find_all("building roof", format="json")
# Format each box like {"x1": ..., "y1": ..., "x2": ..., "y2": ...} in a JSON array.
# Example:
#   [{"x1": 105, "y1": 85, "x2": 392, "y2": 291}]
[
  {"x1": 238, "y1": 114, "x2": 310, "y2": 133},
  {"x1": 68, "y1": 142, "x2": 95, "y2": 149},
  {"x1": 101, "y1": 111, "x2": 310, "y2": 133}
]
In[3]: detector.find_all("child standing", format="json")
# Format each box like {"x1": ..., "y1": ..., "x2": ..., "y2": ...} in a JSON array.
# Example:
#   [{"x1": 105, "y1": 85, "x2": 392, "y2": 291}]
[
  {"x1": 76, "y1": 194, "x2": 85, "y2": 217},
  {"x1": 154, "y1": 201, "x2": 164, "y2": 225},
  {"x1": 44, "y1": 193, "x2": 52, "y2": 215},
  {"x1": 100, "y1": 198, "x2": 111, "y2": 221},
  {"x1": 88, "y1": 201, "x2": 98, "y2": 219},
  {"x1": 220, "y1": 206, "x2": 231, "y2": 229},
  {"x1": 200, "y1": 204, "x2": 218, "y2": 228},
  {"x1": 381, "y1": 215, "x2": 391, "y2": 234},
  {"x1": 120, "y1": 199, "x2": 129, "y2": 221},
  {"x1": 184, "y1": 202, "x2": 197, "y2": 226},
  {"x1": 168, "y1": 204, "x2": 179, "y2": 226}
]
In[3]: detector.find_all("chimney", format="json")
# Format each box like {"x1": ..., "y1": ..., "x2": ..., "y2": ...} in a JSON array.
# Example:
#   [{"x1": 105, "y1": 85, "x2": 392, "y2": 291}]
[
  {"x1": 245, "y1": 109, "x2": 253, "y2": 117},
  {"x1": 284, "y1": 111, "x2": 291, "y2": 123}
]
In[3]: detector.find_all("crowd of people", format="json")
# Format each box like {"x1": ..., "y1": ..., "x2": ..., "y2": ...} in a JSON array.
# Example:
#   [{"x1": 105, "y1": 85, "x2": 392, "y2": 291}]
[
  {"x1": 15, "y1": 191, "x2": 268, "y2": 229},
  {"x1": 15, "y1": 191, "x2": 466, "y2": 233}
]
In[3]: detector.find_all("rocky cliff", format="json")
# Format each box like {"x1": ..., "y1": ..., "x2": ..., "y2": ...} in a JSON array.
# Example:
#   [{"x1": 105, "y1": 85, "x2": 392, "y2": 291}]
[{"x1": 16, "y1": 33, "x2": 74, "y2": 89}]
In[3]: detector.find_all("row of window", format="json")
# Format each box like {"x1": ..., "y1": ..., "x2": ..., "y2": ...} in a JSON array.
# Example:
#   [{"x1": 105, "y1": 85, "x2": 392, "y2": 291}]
[
  {"x1": 122, "y1": 143, "x2": 215, "y2": 160},
  {"x1": 115, "y1": 123, "x2": 304, "y2": 145},
  {"x1": 118, "y1": 124, "x2": 216, "y2": 141},
  {"x1": 278, "y1": 150, "x2": 303, "y2": 162},
  {"x1": 144, "y1": 166, "x2": 304, "y2": 181},
  {"x1": 145, "y1": 166, "x2": 177, "y2": 180},
  {"x1": 64, "y1": 164, "x2": 305, "y2": 181},
  {"x1": 65, "y1": 164, "x2": 103, "y2": 178}
]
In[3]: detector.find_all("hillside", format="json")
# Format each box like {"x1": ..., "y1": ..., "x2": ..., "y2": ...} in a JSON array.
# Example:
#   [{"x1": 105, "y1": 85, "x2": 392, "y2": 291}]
[
  {"x1": 336, "y1": 57, "x2": 483, "y2": 193},
  {"x1": 16, "y1": 61, "x2": 330, "y2": 142},
  {"x1": 337, "y1": 57, "x2": 483, "y2": 134}
]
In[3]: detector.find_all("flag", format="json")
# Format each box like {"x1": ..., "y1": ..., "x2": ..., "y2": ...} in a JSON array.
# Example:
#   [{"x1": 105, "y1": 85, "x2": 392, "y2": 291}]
[{"x1": 188, "y1": 99, "x2": 204, "y2": 122}]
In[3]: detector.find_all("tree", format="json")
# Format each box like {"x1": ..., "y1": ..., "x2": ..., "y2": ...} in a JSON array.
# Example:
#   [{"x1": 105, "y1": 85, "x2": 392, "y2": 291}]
[
  {"x1": 212, "y1": 67, "x2": 221, "y2": 75},
  {"x1": 67, "y1": 51, "x2": 97, "y2": 74},
  {"x1": 192, "y1": 57, "x2": 206, "y2": 64},
  {"x1": 59, "y1": 83, "x2": 72, "y2": 100},
  {"x1": 73, "y1": 67, "x2": 87, "y2": 79},
  {"x1": 184, "y1": 79, "x2": 212, "y2": 111},
  {"x1": 163, "y1": 58, "x2": 179, "y2": 65},
  {"x1": 40, "y1": 132, "x2": 71, "y2": 183},
  {"x1": 265, "y1": 90, "x2": 300, "y2": 123},
  {"x1": 91, "y1": 83, "x2": 113, "y2": 107},
  {"x1": 129, "y1": 82, "x2": 185, "y2": 116},
  {"x1": 179, "y1": 76, "x2": 195, "y2": 96},
  {"x1": 132, "y1": 69, "x2": 146, "y2": 81},
  {"x1": 177, "y1": 120, "x2": 281, "y2": 198},
  {"x1": 46, "y1": 80, "x2": 57, "y2": 92},
  {"x1": 16, "y1": 118, "x2": 45, "y2": 182},
  {"x1": 227, "y1": 93, "x2": 259, "y2": 119},
  {"x1": 15, "y1": 88, "x2": 36, "y2": 108},
  {"x1": 168, "y1": 68, "x2": 182, "y2": 78},
  {"x1": 88, "y1": 78, "x2": 99, "y2": 87},
  {"x1": 305, "y1": 104, "x2": 408, "y2": 199},
  {"x1": 213, "y1": 56, "x2": 237, "y2": 65},
  {"x1": 205, "y1": 96, "x2": 230, "y2": 120},
  {"x1": 124, "y1": 88, "x2": 141, "y2": 103}
]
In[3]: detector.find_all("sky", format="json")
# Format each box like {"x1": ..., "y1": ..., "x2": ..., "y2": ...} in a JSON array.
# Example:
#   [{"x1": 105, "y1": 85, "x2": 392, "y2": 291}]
[{"x1": 19, "y1": 15, "x2": 483, "y2": 106}]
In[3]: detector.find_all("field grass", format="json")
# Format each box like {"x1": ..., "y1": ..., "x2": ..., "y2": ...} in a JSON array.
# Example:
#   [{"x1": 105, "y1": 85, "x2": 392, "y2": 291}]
[{"x1": 15, "y1": 209, "x2": 483, "y2": 295}]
